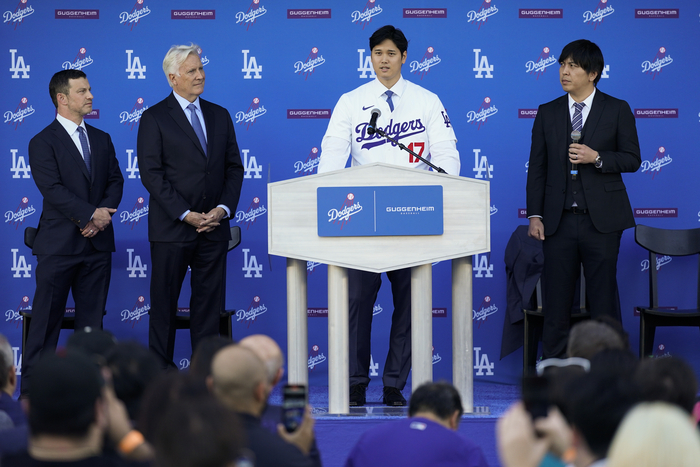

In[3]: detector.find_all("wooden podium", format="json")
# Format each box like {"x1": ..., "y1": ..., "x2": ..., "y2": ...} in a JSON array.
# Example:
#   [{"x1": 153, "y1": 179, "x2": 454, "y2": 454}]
[{"x1": 268, "y1": 163, "x2": 490, "y2": 414}]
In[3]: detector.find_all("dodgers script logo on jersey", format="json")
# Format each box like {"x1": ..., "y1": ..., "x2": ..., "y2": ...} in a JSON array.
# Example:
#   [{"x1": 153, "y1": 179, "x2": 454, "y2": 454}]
[
  {"x1": 5, "y1": 295, "x2": 30, "y2": 325},
  {"x1": 467, "y1": 0, "x2": 498, "y2": 28},
  {"x1": 236, "y1": 0, "x2": 266, "y2": 30},
  {"x1": 584, "y1": 0, "x2": 614, "y2": 29},
  {"x1": 4, "y1": 0, "x2": 34, "y2": 29},
  {"x1": 641, "y1": 146, "x2": 672, "y2": 179},
  {"x1": 5, "y1": 97, "x2": 34, "y2": 129},
  {"x1": 121, "y1": 296, "x2": 149, "y2": 327},
  {"x1": 525, "y1": 47, "x2": 557, "y2": 79},
  {"x1": 235, "y1": 196, "x2": 267, "y2": 229},
  {"x1": 410, "y1": 47, "x2": 441, "y2": 80},
  {"x1": 352, "y1": 0, "x2": 382, "y2": 29},
  {"x1": 294, "y1": 47, "x2": 325, "y2": 80},
  {"x1": 467, "y1": 97, "x2": 498, "y2": 129},
  {"x1": 642, "y1": 47, "x2": 673, "y2": 79},
  {"x1": 120, "y1": 0, "x2": 150, "y2": 29},
  {"x1": 120, "y1": 197, "x2": 148, "y2": 229},
  {"x1": 355, "y1": 118, "x2": 427, "y2": 150},
  {"x1": 236, "y1": 295, "x2": 267, "y2": 328},
  {"x1": 236, "y1": 97, "x2": 266, "y2": 130},
  {"x1": 327, "y1": 193, "x2": 362, "y2": 229},
  {"x1": 120, "y1": 98, "x2": 148, "y2": 130},
  {"x1": 294, "y1": 147, "x2": 320, "y2": 175},
  {"x1": 5, "y1": 197, "x2": 36, "y2": 229},
  {"x1": 62, "y1": 47, "x2": 93, "y2": 71}
]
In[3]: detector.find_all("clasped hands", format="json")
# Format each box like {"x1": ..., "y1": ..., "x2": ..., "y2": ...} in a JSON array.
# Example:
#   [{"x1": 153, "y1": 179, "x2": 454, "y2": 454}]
[
  {"x1": 184, "y1": 207, "x2": 226, "y2": 233},
  {"x1": 82, "y1": 207, "x2": 116, "y2": 238},
  {"x1": 569, "y1": 143, "x2": 598, "y2": 165}
]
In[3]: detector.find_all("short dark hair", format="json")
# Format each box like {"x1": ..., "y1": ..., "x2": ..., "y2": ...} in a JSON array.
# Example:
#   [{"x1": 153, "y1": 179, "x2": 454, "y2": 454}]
[
  {"x1": 106, "y1": 342, "x2": 161, "y2": 421},
  {"x1": 408, "y1": 382, "x2": 463, "y2": 420},
  {"x1": 558, "y1": 39, "x2": 604, "y2": 85},
  {"x1": 567, "y1": 320, "x2": 625, "y2": 360},
  {"x1": 48, "y1": 69, "x2": 87, "y2": 108},
  {"x1": 635, "y1": 356, "x2": 698, "y2": 415},
  {"x1": 369, "y1": 25, "x2": 408, "y2": 55}
]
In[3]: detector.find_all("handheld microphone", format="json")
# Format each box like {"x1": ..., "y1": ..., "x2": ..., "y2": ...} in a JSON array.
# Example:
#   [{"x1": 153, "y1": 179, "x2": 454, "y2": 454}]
[
  {"x1": 570, "y1": 130, "x2": 581, "y2": 180},
  {"x1": 367, "y1": 108, "x2": 381, "y2": 136}
]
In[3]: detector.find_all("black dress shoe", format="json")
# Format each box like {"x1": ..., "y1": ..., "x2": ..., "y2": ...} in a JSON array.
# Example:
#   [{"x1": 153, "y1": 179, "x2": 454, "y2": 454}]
[
  {"x1": 350, "y1": 384, "x2": 367, "y2": 406},
  {"x1": 382, "y1": 386, "x2": 406, "y2": 406}
]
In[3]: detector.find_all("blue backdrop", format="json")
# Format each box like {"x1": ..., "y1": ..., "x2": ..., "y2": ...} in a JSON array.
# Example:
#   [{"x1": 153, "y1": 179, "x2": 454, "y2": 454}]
[{"x1": 2, "y1": 0, "x2": 699, "y2": 392}]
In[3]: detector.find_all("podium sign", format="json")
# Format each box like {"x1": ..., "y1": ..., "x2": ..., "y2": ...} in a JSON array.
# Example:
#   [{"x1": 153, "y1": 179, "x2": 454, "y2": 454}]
[{"x1": 317, "y1": 185, "x2": 443, "y2": 237}]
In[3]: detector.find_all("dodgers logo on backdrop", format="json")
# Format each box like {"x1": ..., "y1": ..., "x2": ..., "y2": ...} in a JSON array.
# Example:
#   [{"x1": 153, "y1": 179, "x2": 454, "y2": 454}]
[
  {"x1": 432, "y1": 346, "x2": 442, "y2": 365},
  {"x1": 641, "y1": 147, "x2": 672, "y2": 179},
  {"x1": 125, "y1": 50, "x2": 146, "y2": 79},
  {"x1": 641, "y1": 255, "x2": 671, "y2": 272},
  {"x1": 328, "y1": 193, "x2": 362, "y2": 229},
  {"x1": 467, "y1": 97, "x2": 498, "y2": 129},
  {"x1": 62, "y1": 47, "x2": 93, "y2": 70},
  {"x1": 242, "y1": 249, "x2": 263, "y2": 278},
  {"x1": 410, "y1": 47, "x2": 441, "y2": 79},
  {"x1": 242, "y1": 50, "x2": 262, "y2": 79},
  {"x1": 473, "y1": 49, "x2": 494, "y2": 78},
  {"x1": 120, "y1": 197, "x2": 148, "y2": 229},
  {"x1": 294, "y1": 147, "x2": 320, "y2": 175},
  {"x1": 120, "y1": 0, "x2": 150, "y2": 29},
  {"x1": 126, "y1": 248, "x2": 147, "y2": 278},
  {"x1": 5, "y1": 295, "x2": 30, "y2": 325},
  {"x1": 236, "y1": 0, "x2": 266, "y2": 30},
  {"x1": 236, "y1": 295, "x2": 267, "y2": 328},
  {"x1": 474, "y1": 347, "x2": 494, "y2": 375},
  {"x1": 121, "y1": 296, "x2": 149, "y2": 327},
  {"x1": 11, "y1": 248, "x2": 31, "y2": 278},
  {"x1": 4, "y1": 0, "x2": 34, "y2": 29},
  {"x1": 308, "y1": 345, "x2": 327, "y2": 371},
  {"x1": 472, "y1": 149, "x2": 493, "y2": 179},
  {"x1": 236, "y1": 97, "x2": 267, "y2": 130},
  {"x1": 120, "y1": 97, "x2": 148, "y2": 130},
  {"x1": 197, "y1": 46, "x2": 209, "y2": 67},
  {"x1": 307, "y1": 261, "x2": 322, "y2": 273},
  {"x1": 352, "y1": 0, "x2": 382, "y2": 29},
  {"x1": 584, "y1": 0, "x2": 614, "y2": 28},
  {"x1": 294, "y1": 47, "x2": 325, "y2": 80},
  {"x1": 642, "y1": 47, "x2": 673, "y2": 79},
  {"x1": 473, "y1": 295, "x2": 498, "y2": 328},
  {"x1": 355, "y1": 118, "x2": 426, "y2": 150},
  {"x1": 467, "y1": 0, "x2": 498, "y2": 28},
  {"x1": 5, "y1": 97, "x2": 34, "y2": 129},
  {"x1": 242, "y1": 149, "x2": 262, "y2": 179},
  {"x1": 236, "y1": 197, "x2": 267, "y2": 229},
  {"x1": 357, "y1": 49, "x2": 376, "y2": 79},
  {"x1": 525, "y1": 47, "x2": 557, "y2": 79},
  {"x1": 373, "y1": 304, "x2": 383, "y2": 316},
  {"x1": 654, "y1": 343, "x2": 671, "y2": 358},
  {"x1": 10, "y1": 149, "x2": 31, "y2": 178},
  {"x1": 5, "y1": 197, "x2": 36, "y2": 229},
  {"x1": 9, "y1": 49, "x2": 30, "y2": 78},
  {"x1": 490, "y1": 204, "x2": 498, "y2": 216}
]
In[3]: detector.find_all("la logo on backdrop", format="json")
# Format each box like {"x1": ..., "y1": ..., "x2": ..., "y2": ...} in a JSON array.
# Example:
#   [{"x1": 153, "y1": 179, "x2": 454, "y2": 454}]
[
  {"x1": 5, "y1": 97, "x2": 34, "y2": 129},
  {"x1": 3, "y1": 0, "x2": 34, "y2": 29},
  {"x1": 5, "y1": 197, "x2": 36, "y2": 230}
]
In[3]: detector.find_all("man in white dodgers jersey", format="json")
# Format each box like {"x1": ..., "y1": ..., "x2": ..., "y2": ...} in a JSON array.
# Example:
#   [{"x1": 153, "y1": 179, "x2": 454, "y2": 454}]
[{"x1": 319, "y1": 25, "x2": 460, "y2": 407}]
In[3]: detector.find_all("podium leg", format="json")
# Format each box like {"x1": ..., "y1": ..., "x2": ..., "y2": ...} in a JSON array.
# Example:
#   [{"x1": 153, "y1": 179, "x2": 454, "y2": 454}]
[
  {"x1": 411, "y1": 264, "x2": 433, "y2": 394},
  {"x1": 287, "y1": 258, "x2": 308, "y2": 386},
  {"x1": 452, "y1": 256, "x2": 473, "y2": 412},
  {"x1": 328, "y1": 265, "x2": 349, "y2": 414}
]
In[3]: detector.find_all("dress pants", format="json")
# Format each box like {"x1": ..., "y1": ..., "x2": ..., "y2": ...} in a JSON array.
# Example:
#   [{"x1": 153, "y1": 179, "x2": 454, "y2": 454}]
[
  {"x1": 542, "y1": 210, "x2": 622, "y2": 358},
  {"x1": 149, "y1": 237, "x2": 228, "y2": 369},
  {"x1": 348, "y1": 267, "x2": 412, "y2": 390}
]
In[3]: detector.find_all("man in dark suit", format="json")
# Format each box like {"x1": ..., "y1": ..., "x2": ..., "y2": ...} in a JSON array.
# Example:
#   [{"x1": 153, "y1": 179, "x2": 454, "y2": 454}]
[
  {"x1": 138, "y1": 44, "x2": 244, "y2": 369},
  {"x1": 22, "y1": 70, "x2": 123, "y2": 395},
  {"x1": 526, "y1": 39, "x2": 641, "y2": 358}
]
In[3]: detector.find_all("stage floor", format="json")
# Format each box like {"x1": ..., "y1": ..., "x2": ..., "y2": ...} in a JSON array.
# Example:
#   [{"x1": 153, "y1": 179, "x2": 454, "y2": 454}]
[{"x1": 270, "y1": 381, "x2": 519, "y2": 467}]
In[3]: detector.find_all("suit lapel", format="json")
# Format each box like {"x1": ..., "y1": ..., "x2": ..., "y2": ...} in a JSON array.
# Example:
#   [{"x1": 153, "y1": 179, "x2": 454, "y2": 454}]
[
  {"x1": 51, "y1": 120, "x2": 91, "y2": 182},
  {"x1": 582, "y1": 90, "x2": 606, "y2": 145},
  {"x1": 167, "y1": 93, "x2": 207, "y2": 158}
]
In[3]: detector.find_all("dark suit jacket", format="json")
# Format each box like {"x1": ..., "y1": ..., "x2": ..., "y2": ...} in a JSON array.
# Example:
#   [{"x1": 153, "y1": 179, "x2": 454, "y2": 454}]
[
  {"x1": 526, "y1": 90, "x2": 641, "y2": 235},
  {"x1": 137, "y1": 93, "x2": 244, "y2": 243},
  {"x1": 28, "y1": 120, "x2": 123, "y2": 255}
]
